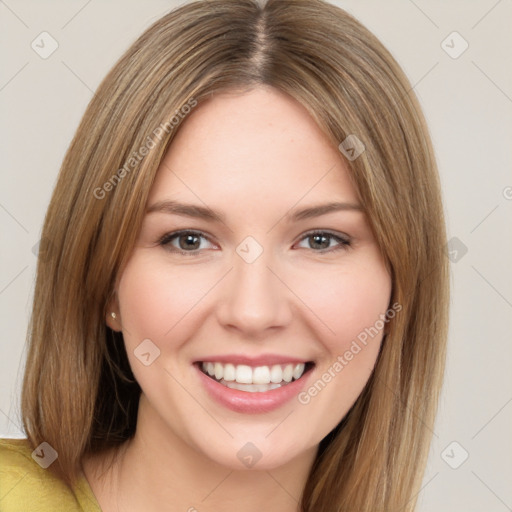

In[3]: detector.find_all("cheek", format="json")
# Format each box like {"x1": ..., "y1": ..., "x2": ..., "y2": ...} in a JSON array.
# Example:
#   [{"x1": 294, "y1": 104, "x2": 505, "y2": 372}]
[
  {"x1": 290, "y1": 260, "x2": 391, "y2": 438},
  {"x1": 298, "y1": 261, "x2": 391, "y2": 342},
  {"x1": 119, "y1": 250, "x2": 391, "y2": 353},
  {"x1": 117, "y1": 254, "x2": 209, "y2": 348}
]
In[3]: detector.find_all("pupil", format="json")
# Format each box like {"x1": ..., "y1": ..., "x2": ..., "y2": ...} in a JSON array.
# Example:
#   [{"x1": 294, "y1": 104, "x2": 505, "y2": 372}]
[
  {"x1": 177, "y1": 234, "x2": 331, "y2": 251},
  {"x1": 180, "y1": 234, "x2": 199, "y2": 250},
  {"x1": 311, "y1": 234, "x2": 329, "y2": 249}
]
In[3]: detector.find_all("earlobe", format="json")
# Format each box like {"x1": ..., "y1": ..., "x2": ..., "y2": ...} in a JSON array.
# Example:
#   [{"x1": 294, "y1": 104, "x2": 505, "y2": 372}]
[
  {"x1": 105, "y1": 292, "x2": 122, "y2": 331},
  {"x1": 106, "y1": 310, "x2": 122, "y2": 331}
]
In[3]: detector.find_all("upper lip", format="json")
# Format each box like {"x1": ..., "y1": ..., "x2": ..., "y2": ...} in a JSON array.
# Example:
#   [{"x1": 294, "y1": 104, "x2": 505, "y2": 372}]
[{"x1": 194, "y1": 354, "x2": 313, "y2": 366}]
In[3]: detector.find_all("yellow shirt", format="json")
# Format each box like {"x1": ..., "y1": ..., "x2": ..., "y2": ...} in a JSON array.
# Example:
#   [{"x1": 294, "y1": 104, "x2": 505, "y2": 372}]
[{"x1": 0, "y1": 438, "x2": 101, "y2": 512}]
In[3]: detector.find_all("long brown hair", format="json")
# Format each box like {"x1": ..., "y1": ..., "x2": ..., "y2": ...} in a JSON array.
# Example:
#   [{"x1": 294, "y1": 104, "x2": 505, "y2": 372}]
[{"x1": 21, "y1": 1, "x2": 449, "y2": 510}]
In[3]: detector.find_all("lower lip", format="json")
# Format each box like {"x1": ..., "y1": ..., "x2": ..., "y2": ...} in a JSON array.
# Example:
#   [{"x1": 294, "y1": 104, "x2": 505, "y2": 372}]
[{"x1": 194, "y1": 364, "x2": 314, "y2": 414}]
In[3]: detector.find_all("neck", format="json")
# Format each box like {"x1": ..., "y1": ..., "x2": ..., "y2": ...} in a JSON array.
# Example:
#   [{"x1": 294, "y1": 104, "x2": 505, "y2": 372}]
[{"x1": 83, "y1": 394, "x2": 318, "y2": 512}]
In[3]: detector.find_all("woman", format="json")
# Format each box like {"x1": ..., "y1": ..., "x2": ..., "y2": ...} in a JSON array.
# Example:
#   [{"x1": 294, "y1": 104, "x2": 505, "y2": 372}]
[{"x1": 0, "y1": 0, "x2": 449, "y2": 510}]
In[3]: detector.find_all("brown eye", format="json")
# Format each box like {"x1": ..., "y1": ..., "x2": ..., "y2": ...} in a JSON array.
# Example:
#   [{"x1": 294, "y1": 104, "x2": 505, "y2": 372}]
[
  {"x1": 158, "y1": 230, "x2": 214, "y2": 255},
  {"x1": 177, "y1": 233, "x2": 201, "y2": 250},
  {"x1": 296, "y1": 231, "x2": 351, "y2": 253},
  {"x1": 308, "y1": 233, "x2": 330, "y2": 250}
]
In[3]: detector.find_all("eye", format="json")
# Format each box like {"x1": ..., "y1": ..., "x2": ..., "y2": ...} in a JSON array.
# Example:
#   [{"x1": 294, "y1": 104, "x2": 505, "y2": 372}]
[
  {"x1": 295, "y1": 230, "x2": 351, "y2": 253},
  {"x1": 158, "y1": 230, "x2": 215, "y2": 255},
  {"x1": 158, "y1": 229, "x2": 351, "y2": 256}
]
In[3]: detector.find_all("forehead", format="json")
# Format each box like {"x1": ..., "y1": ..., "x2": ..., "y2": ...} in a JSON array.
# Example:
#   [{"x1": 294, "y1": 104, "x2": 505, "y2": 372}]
[{"x1": 148, "y1": 86, "x2": 359, "y2": 209}]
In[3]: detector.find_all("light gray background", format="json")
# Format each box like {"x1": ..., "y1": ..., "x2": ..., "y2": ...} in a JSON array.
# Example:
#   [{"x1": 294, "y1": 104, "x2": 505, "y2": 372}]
[{"x1": 1, "y1": 1, "x2": 511, "y2": 511}]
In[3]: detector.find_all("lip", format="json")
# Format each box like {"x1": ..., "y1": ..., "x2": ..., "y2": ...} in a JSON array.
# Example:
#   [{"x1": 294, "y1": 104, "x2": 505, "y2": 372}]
[
  {"x1": 194, "y1": 354, "x2": 310, "y2": 367},
  {"x1": 194, "y1": 361, "x2": 315, "y2": 414}
]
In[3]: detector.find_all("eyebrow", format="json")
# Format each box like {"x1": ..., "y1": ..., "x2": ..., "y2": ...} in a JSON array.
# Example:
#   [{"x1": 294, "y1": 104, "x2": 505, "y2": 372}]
[{"x1": 146, "y1": 199, "x2": 363, "y2": 223}]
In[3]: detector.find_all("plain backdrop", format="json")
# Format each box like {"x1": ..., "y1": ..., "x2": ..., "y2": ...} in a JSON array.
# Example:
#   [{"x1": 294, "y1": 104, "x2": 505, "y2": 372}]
[{"x1": 1, "y1": 1, "x2": 511, "y2": 511}]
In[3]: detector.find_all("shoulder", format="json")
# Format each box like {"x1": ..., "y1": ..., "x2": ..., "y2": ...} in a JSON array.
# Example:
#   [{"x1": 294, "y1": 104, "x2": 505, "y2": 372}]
[{"x1": 0, "y1": 438, "x2": 101, "y2": 512}]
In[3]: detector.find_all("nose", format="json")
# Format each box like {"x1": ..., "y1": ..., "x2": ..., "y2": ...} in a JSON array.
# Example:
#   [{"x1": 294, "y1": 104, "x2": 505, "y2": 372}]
[{"x1": 215, "y1": 246, "x2": 293, "y2": 337}]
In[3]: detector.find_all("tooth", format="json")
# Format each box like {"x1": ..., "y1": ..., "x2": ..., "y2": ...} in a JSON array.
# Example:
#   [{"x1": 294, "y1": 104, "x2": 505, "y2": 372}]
[
  {"x1": 282, "y1": 364, "x2": 293, "y2": 383},
  {"x1": 270, "y1": 365, "x2": 283, "y2": 383},
  {"x1": 253, "y1": 366, "x2": 271, "y2": 384},
  {"x1": 203, "y1": 361, "x2": 306, "y2": 386},
  {"x1": 292, "y1": 363, "x2": 305, "y2": 380},
  {"x1": 223, "y1": 363, "x2": 236, "y2": 381},
  {"x1": 214, "y1": 362, "x2": 223, "y2": 380},
  {"x1": 223, "y1": 381, "x2": 282, "y2": 392},
  {"x1": 235, "y1": 364, "x2": 252, "y2": 384}
]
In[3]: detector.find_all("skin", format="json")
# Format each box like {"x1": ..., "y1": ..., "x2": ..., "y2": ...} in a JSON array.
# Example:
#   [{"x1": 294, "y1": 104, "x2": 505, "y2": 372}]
[{"x1": 82, "y1": 85, "x2": 392, "y2": 512}]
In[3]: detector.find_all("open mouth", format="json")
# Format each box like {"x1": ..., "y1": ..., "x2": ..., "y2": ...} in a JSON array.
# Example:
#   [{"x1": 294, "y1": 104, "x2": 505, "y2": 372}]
[{"x1": 196, "y1": 361, "x2": 315, "y2": 393}]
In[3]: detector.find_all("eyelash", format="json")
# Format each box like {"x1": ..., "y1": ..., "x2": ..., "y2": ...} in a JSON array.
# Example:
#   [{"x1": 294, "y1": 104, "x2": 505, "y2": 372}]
[{"x1": 157, "y1": 229, "x2": 351, "y2": 256}]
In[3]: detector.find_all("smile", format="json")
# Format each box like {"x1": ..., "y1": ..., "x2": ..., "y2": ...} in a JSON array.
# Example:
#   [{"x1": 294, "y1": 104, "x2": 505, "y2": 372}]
[{"x1": 199, "y1": 361, "x2": 314, "y2": 393}]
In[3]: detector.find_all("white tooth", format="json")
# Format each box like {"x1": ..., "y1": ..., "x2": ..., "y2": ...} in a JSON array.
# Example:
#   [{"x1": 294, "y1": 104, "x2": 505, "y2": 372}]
[
  {"x1": 292, "y1": 363, "x2": 305, "y2": 380},
  {"x1": 223, "y1": 363, "x2": 236, "y2": 381},
  {"x1": 212, "y1": 363, "x2": 303, "y2": 387},
  {"x1": 282, "y1": 364, "x2": 293, "y2": 383},
  {"x1": 253, "y1": 366, "x2": 271, "y2": 384},
  {"x1": 214, "y1": 362, "x2": 224, "y2": 380},
  {"x1": 202, "y1": 362, "x2": 208, "y2": 373},
  {"x1": 270, "y1": 365, "x2": 283, "y2": 383},
  {"x1": 235, "y1": 364, "x2": 253, "y2": 384},
  {"x1": 226, "y1": 382, "x2": 243, "y2": 390},
  {"x1": 223, "y1": 381, "x2": 282, "y2": 392}
]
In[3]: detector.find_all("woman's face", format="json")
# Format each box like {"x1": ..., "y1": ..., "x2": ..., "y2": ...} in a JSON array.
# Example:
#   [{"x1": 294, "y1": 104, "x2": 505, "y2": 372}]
[{"x1": 110, "y1": 86, "x2": 392, "y2": 470}]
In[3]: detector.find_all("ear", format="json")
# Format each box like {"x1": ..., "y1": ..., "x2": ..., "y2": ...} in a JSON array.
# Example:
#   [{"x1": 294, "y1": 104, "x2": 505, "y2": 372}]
[{"x1": 105, "y1": 292, "x2": 122, "y2": 332}]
